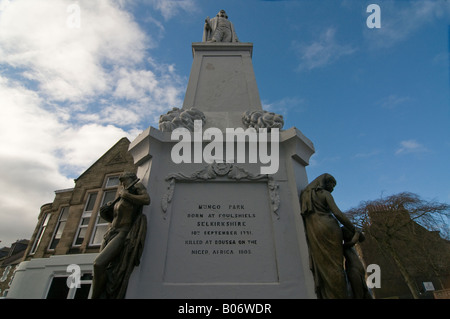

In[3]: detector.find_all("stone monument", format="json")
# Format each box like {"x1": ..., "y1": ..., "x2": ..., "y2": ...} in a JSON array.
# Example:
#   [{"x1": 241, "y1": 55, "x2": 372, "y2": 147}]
[{"x1": 125, "y1": 10, "x2": 316, "y2": 298}]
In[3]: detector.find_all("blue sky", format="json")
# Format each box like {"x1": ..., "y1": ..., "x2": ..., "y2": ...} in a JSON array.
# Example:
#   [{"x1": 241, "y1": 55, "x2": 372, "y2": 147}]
[{"x1": 0, "y1": 0, "x2": 449, "y2": 246}]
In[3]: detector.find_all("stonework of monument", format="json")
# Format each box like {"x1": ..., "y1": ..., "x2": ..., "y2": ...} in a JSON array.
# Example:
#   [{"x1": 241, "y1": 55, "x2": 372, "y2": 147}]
[{"x1": 125, "y1": 11, "x2": 316, "y2": 298}]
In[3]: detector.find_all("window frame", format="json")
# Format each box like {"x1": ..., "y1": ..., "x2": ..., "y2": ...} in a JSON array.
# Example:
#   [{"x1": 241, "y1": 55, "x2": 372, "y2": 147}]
[
  {"x1": 30, "y1": 213, "x2": 51, "y2": 255},
  {"x1": 89, "y1": 189, "x2": 117, "y2": 246},
  {"x1": 48, "y1": 206, "x2": 70, "y2": 251},
  {"x1": 45, "y1": 273, "x2": 93, "y2": 299},
  {"x1": 87, "y1": 174, "x2": 121, "y2": 247},
  {"x1": 72, "y1": 192, "x2": 98, "y2": 247}
]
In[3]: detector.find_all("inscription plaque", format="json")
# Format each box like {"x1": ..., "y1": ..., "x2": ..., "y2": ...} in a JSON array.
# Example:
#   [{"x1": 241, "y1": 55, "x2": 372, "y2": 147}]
[{"x1": 163, "y1": 182, "x2": 278, "y2": 283}]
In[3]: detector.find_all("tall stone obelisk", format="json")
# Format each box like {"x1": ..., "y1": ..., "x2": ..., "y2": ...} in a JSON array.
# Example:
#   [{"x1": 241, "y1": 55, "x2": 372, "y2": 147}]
[{"x1": 126, "y1": 10, "x2": 316, "y2": 298}]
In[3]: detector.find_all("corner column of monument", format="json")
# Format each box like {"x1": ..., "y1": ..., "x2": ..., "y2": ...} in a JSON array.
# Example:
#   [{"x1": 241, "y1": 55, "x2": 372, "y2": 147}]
[{"x1": 126, "y1": 42, "x2": 317, "y2": 298}]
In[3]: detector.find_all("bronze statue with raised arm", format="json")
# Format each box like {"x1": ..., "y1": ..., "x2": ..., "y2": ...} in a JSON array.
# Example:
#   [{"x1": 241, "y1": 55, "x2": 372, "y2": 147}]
[{"x1": 91, "y1": 171, "x2": 150, "y2": 299}]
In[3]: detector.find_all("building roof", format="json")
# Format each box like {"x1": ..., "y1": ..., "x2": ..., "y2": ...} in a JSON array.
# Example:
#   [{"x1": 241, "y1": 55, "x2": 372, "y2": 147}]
[
  {"x1": 74, "y1": 137, "x2": 131, "y2": 183},
  {"x1": 0, "y1": 240, "x2": 29, "y2": 266}
]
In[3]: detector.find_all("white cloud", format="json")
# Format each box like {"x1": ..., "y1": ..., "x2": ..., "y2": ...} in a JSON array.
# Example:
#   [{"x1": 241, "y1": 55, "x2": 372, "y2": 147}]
[
  {"x1": 0, "y1": 77, "x2": 64, "y2": 166},
  {"x1": 364, "y1": 1, "x2": 450, "y2": 48},
  {"x1": 293, "y1": 27, "x2": 356, "y2": 71},
  {"x1": 148, "y1": 0, "x2": 197, "y2": 20},
  {"x1": 85, "y1": 105, "x2": 141, "y2": 126},
  {"x1": 0, "y1": 0, "x2": 193, "y2": 246},
  {"x1": 262, "y1": 96, "x2": 307, "y2": 117},
  {"x1": 58, "y1": 123, "x2": 133, "y2": 173},
  {"x1": 0, "y1": 76, "x2": 73, "y2": 245},
  {"x1": 113, "y1": 64, "x2": 184, "y2": 107},
  {"x1": 0, "y1": 0, "x2": 150, "y2": 102},
  {"x1": 0, "y1": 76, "x2": 139, "y2": 243},
  {"x1": 395, "y1": 140, "x2": 428, "y2": 155},
  {"x1": 378, "y1": 94, "x2": 413, "y2": 109}
]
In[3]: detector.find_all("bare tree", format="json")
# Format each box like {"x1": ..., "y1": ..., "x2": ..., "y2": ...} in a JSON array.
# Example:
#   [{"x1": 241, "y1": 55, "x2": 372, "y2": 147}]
[{"x1": 346, "y1": 192, "x2": 450, "y2": 299}]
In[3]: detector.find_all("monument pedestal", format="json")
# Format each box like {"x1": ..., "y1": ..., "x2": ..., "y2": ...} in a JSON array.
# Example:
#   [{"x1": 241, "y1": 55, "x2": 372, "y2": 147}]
[{"x1": 125, "y1": 43, "x2": 316, "y2": 298}]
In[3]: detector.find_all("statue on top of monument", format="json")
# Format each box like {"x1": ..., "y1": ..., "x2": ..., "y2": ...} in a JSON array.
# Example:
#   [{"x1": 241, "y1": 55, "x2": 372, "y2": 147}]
[
  {"x1": 203, "y1": 9, "x2": 239, "y2": 43},
  {"x1": 300, "y1": 173, "x2": 370, "y2": 298},
  {"x1": 91, "y1": 172, "x2": 150, "y2": 299}
]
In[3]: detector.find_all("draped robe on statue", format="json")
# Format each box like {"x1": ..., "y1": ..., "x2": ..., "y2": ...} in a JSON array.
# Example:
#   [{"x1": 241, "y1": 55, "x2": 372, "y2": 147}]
[{"x1": 300, "y1": 174, "x2": 356, "y2": 299}]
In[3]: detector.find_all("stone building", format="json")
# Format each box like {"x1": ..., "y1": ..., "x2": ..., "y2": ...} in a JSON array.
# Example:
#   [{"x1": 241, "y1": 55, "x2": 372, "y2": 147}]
[
  {"x1": 7, "y1": 137, "x2": 137, "y2": 299},
  {"x1": 0, "y1": 239, "x2": 29, "y2": 297}
]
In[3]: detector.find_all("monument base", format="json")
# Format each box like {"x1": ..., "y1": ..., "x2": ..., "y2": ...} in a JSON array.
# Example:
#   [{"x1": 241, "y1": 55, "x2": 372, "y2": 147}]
[{"x1": 125, "y1": 127, "x2": 316, "y2": 298}]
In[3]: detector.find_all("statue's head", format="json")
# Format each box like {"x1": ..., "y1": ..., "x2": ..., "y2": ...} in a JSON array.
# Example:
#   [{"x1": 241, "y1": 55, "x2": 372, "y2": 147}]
[
  {"x1": 322, "y1": 174, "x2": 337, "y2": 192},
  {"x1": 119, "y1": 171, "x2": 137, "y2": 186},
  {"x1": 217, "y1": 9, "x2": 228, "y2": 19},
  {"x1": 308, "y1": 173, "x2": 336, "y2": 193}
]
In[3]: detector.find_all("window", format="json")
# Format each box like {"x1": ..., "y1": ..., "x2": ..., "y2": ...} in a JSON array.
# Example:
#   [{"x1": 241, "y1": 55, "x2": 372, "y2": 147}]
[
  {"x1": 46, "y1": 273, "x2": 92, "y2": 299},
  {"x1": 105, "y1": 175, "x2": 120, "y2": 188},
  {"x1": 49, "y1": 206, "x2": 69, "y2": 250},
  {"x1": 73, "y1": 193, "x2": 97, "y2": 246},
  {"x1": 72, "y1": 175, "x2": 121, "y2": 248},
  {"x1": 89, "y1": 175, "x2": 121, "y2": 246},
  {"x1": 30, "y1": 213, "x2": 51, "y2": 254},
  {"x1": 90, "y1": 190, "x2": 117, "y2": 245},
  {"x1": 0, "y1": 266, "x2": 11, "y2": 282}
]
